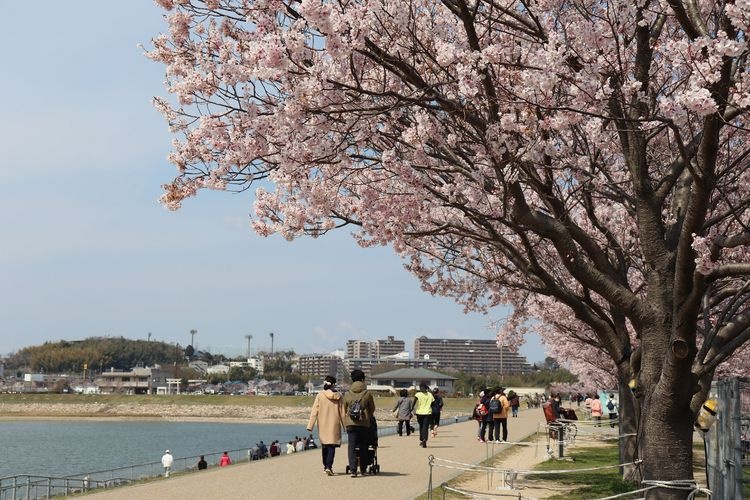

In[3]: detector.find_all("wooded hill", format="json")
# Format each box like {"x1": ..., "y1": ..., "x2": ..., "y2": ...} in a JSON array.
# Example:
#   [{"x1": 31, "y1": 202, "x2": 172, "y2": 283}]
[{"x1": 3, "y1": 337, "x2": 201, "y2": 374}]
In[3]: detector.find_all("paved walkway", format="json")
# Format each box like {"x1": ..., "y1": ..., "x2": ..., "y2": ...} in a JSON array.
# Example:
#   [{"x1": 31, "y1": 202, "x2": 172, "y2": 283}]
[{"x1": 83, "y1": 409, "x2": 544, "y2": 500}]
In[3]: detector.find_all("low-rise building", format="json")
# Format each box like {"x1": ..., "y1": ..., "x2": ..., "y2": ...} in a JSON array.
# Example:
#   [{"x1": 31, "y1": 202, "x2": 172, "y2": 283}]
[
  {"x1": 370, "y1": 367, "x2": 457, "y2": 393},
  {"x1": 95, "y1": 366, "x2": 172, "y2": 394}
]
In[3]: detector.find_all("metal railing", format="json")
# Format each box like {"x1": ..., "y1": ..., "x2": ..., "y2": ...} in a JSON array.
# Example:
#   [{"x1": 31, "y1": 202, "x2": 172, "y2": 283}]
[
  {"x1": 0, "y1": 415, "x2": 472, "y2": 499},
  {"x1": 0, "y1": 475, "x2": 130, "y2": 500}
]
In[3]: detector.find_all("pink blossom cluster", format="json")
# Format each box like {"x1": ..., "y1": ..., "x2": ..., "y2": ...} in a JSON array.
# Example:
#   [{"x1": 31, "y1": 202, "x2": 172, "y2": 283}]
[{"x1": 146, "y1": 0, "x2": 750, "y2": 406}]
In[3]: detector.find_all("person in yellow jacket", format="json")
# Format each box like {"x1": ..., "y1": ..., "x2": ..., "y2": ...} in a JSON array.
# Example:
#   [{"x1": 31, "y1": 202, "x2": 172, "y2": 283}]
[
  {"x1": 413, "y1": 381, "x2": 435, "y2": 448},
  {"x1": 491, "y1": 387, "x2": 511, "y2": 442}
]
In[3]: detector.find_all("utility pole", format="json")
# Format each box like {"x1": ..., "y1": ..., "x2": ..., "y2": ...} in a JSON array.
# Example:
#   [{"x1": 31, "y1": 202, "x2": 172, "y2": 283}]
[
  {"x1": 269, "y1": 332, "x2": 274, "y2": 355},
  {"x1": 245, "y1": 334, "x2": 253, "y2": 358}
]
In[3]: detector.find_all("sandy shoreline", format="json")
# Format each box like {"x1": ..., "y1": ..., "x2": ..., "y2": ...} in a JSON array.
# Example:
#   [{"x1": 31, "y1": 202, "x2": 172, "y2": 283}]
[
  {"x1": 0, "y1": 401, "x2": 465, "y2": 424},
  {"x1": 0, "y1": 415, "x2": 309, "y2": 424}
]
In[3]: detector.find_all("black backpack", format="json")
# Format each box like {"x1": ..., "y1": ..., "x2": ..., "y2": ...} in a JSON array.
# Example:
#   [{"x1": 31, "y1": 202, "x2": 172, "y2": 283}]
[
  {"x1": 607, "y1": 400, "x2": 615, "y2": 411},
  {"x1": 489, "y1": 398, "x2": 501, "y2": 412},
  {"x1": 349, "y1": 397, "x2": 366, "y2": 421}
]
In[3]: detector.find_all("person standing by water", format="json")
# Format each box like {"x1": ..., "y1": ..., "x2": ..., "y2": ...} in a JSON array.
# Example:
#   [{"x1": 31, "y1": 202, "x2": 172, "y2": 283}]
[
  {"x1": 197, "y1": 455, "x2": 207, "y2": 470},
  {"x1": 161, "y1": 450, "x2": 173, "y2": 477},
  {"x1": 413, "y1": 382, "x2": 435, "y2": 448},
  {"x1": 430, "y1": 387, "x2": 444, "y2": 438},
  {"x1": 307, "y1": 375, "x2": 345, "y2": 476},
  {"x1": 343, "y1": 369, "x2": 376, "y2": 478},
  {"x1": 393, "y1": 388, "x2": 414, "y2": 436},
  {"x1": 219, "y1": 451, "x2": 232, "y2": 467}
]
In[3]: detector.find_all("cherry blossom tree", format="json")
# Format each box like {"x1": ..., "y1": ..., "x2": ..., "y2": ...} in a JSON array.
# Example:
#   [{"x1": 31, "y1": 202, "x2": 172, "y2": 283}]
[{"x1": 147, "y1": 0, "x2": 750, "y2": 496}]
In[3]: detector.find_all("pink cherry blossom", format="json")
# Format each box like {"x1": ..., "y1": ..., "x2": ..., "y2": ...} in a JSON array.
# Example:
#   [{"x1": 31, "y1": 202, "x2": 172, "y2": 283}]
[{"x1": 147, "y1": 1, "x2": 750, "y2": 495}]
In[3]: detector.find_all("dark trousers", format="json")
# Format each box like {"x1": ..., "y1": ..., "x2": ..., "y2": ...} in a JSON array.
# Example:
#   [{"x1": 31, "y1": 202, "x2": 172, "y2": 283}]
[
  {"x1": 480, "y1": 419, "x2": 491, "y2": 441},
  {"x1": 417, "y1": 414, "x2": 431, "y2": 442},
  {"x1": 397, "y1": 419, "x2": 411, "y2": 436},
  {"x1": 609, "y1": 413, "x2": 617, "y2": 428},
  {"x1": 491, "y1": 418, "x2": 508, "y2": 441},
  {"x1": 431, "y1": 412, "x2": 441, "y2": 428},
  {"x1": 346, "y1": 426, "x2": 372, "y2": 473},
  {"x1": 321, "y1": 444, "x2": 336, "y2": 470}
]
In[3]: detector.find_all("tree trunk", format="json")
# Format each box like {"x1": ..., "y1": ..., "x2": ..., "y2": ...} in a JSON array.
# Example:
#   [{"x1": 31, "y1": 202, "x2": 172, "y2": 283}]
[
  {"x1": 618, "y1": 383, "x2": 641, "y2": 483},
  {"x1": 640, "y1": 385, "x2": 695, "y2": 500}
]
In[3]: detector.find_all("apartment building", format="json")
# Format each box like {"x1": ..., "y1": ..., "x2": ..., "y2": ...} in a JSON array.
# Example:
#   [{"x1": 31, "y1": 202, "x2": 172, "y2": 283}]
[
  {"x1": 413, "y1": 337, "x2": 531, "y2": 374},
  {"x1": 298, "y1": 353, "x2": 345, "y2": 380}
]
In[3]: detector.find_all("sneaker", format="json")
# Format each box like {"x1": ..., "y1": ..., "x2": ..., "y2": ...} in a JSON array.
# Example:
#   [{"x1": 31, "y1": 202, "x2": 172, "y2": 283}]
[
  {"x1": 325, "y1": 469, "x2": 334, "y2": 476},
  {"x1": 350, "y1": 472, "x2": 358, "y2": 478},
  {"x1": 420, "y1": 440, "x2": 427, "y2": 448},
  {"x1": 494, "y1": 440, "x2": 501, "y2": 444},
  {"x1": 479, "y1": 438, "x2": 486, "y2": 443}
]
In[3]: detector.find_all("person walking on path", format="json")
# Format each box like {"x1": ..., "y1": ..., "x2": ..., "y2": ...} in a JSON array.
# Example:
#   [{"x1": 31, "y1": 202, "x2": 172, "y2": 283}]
[
  {"x1": 161, "y1": 450, "x2": 173, "y2": 477},
  {"x1": 219, "y1": 451, "x2": 232, "y2": 467},
  {"x1": 343, "y1": 369, "x2": 376, "y2": 478},
  {"x1": 508, "y1": 390, "x2": 520, "y2": 418},
  {"x1": 490, "y1": 388, "x2": 510, "y2": 442},
  {"x1": 606, "y1": 394, "x2": 618, "y2": 428},
  {"x1": 393, "y1": 388, "x2": 414, "y2": 436},
  {"x1": 413, "y1": 382, "x2": 435, "y2": 448},
  {"x1": 590, "y1": 394, "x2": 603, "y2": 427},
  {"x1": 430, "y1": 387, "x2": 444, "y2": 437},
  {"x1": 307, "y1": 375, "x2": 346, "y2": 476}
]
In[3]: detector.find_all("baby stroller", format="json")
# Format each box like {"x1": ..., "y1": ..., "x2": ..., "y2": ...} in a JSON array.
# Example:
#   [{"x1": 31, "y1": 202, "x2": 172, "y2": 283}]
[{"x1": 345, "y1": 416, "x2": 381, "y2": 475}]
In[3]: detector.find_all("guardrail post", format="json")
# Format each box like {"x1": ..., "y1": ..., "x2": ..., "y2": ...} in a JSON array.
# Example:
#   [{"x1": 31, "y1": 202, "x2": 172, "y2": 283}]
[{"x1": 427, "y1": 454, "x2": 435, "y2": 500}]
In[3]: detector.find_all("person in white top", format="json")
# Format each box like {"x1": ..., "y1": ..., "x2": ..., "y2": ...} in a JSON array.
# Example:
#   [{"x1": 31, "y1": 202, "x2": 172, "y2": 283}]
[{"x1": 161, "y1": 450, "x2": 174, "y2": 477}]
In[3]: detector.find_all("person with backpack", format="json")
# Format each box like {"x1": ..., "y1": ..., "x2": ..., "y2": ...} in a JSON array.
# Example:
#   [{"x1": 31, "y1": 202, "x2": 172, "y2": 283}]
[
  {"x1": 430, "y1": 387, "x2": 444, "y2": 437},
  {"x1": 413, "y1": 381, "x2": 435, "y2": 448},
  {"x1": 478, "y1": 389, "x2": 495, "y2": 443},
  {"x1": 343, "y1": 369, "x2": 376, "y2": 477},
  {"x1": 307, "y1": 375, "x2": 345, "y2": 476},
  {"x1": 606, "y1": 394, "x2": 618, "y2": 428},
  {"x1": 508, "y1": 390, "x2": 520, "y2": 417},
  {"x1": 472, "y1": 389, "x2": 488, "y2": 440}
]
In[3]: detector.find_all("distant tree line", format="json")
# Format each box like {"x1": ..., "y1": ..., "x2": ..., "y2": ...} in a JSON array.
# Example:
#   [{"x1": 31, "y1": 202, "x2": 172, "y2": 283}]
[
  {"x1": 2, "y1": 338, "x2": 306, "y2": 386},
  {"x1": 4, "y1": 337, "x2": 213, "y2": 374}
]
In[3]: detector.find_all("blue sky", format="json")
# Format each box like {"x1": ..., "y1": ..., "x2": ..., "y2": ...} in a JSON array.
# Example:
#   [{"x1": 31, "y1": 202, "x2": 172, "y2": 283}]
[{"x1": 0, "y1": 2, "x2": 546, "y2": 363}]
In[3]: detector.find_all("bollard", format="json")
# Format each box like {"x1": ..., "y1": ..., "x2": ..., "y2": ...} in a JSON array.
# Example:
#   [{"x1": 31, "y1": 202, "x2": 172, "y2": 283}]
[{"x1": 558, "y1": 425, "x2": 565, "y2": 458}]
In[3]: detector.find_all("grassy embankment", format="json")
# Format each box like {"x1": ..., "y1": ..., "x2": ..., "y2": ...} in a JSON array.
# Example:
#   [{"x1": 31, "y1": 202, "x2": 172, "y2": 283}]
[{"x1": 527, "y1": 442, "x2": 714, "y2": 499}]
